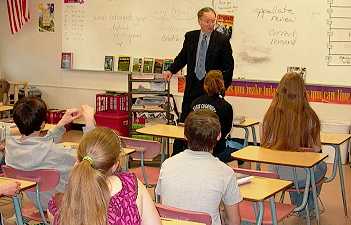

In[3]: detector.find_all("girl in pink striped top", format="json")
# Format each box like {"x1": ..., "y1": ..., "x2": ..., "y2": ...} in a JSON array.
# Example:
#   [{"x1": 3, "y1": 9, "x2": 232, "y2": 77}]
[{"x1": 47, "y1": 127, "x2": 161, "y2": 225}]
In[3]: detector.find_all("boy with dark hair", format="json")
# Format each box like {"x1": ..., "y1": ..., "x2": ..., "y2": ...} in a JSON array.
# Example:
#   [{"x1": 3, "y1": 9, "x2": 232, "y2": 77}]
[
  {"x1": 4, "y1": 97, "x2": 95, "y2": 209},
  {"x1": 156, "y1": 110, "x2": 241, "y2": 225}
]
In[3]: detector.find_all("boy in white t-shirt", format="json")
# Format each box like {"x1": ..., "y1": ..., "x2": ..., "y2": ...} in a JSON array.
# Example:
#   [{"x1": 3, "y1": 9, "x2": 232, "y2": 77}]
[{"x1": 156, "y1": 110, "x2": 242, "y2": 225}]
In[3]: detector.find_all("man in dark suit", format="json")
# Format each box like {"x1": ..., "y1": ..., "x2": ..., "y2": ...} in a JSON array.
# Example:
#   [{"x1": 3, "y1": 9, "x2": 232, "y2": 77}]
[{"x1": 164, "y1": 7, "x2": 234, "y2": 122}]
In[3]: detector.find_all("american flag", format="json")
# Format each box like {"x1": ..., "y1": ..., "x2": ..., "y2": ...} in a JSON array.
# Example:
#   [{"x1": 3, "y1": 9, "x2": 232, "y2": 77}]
[{"x1": 6, "y1": 0, "x2": 30, "y2": 34}]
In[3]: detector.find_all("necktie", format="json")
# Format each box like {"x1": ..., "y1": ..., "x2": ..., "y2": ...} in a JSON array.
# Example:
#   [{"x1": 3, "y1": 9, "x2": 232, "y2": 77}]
[{"x1": 195, "y1": 34, "x2": 208, "y2": 80}]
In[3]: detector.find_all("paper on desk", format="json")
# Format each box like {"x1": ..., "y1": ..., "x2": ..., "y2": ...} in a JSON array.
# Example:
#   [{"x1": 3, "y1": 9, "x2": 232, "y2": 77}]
[{"x1": 237, "y1": 176, "x2": 253, "y2": 185}]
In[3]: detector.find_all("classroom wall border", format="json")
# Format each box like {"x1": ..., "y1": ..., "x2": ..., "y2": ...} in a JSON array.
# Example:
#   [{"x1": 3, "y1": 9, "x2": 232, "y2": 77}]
[{"x1": 178, "y1": 77, "x2": 351, "y2": 105}]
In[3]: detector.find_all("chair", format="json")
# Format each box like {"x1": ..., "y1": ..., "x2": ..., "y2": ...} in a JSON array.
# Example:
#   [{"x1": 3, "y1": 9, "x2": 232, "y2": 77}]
[
  {"x1": 155, "y1": 203, "x2": 212, "y2": 225},
  {"x1": 2, "y1": 165, "x2": 60, "y2": 225},
  {"x1": 233, "y1": 168, "x2": 295, "y2": 225},
  {"x1": 120, "y1": 137, "x2": 161, "y2": 187}
]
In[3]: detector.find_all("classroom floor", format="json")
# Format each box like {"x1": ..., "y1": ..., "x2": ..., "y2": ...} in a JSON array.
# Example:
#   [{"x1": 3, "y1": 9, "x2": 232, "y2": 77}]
[{"x1": 0, "y1": 130, "x2": 350, "y2": 225}]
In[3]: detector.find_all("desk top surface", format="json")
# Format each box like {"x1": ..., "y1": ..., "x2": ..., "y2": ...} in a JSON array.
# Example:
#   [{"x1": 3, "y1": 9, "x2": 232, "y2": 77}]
[
  {"x1": 233, "y1": 118, "x2": 260, "y2": 128},
  {"x1": 137, "y1": 124, "x2": 184, "y2": 139},
  {"x1": 320, "y1": 132, "x2": 351, "y2": 145},
  {"x1": 0, "y1": 177, "x2": 36, "y2": 191},
  {"x1": 240, "y1": 176, "x2": 292, "y2": 201},
  {"x1": 232, "y1": 146, "x2": 328, "y2": 168},
  {"x1": 60, "y1": 142, "x2": 135, "y2": 156},
  {"x1": 0, "y1": 105, "x2": 13, "y2": 112},
  {"x1": 161, "y1": 218, "x2": 205, "y2": 225}
]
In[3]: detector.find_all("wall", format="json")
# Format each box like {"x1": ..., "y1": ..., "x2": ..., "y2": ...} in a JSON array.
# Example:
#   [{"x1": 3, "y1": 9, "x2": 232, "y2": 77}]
[{"x1": 1, "y1": 0, "x2": 351, "y2": 141}]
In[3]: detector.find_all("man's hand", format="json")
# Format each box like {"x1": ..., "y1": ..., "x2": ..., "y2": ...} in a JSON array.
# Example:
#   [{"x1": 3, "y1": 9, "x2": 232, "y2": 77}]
[{"x1": 163, "y1": 71, "x2": 173, "y2": 81}]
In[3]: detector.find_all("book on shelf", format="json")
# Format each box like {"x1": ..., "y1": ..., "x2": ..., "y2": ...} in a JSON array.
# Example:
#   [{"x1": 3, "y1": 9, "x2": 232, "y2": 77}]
[
  {"x1": 132, "y1": 57, "x2": 143, "y2": 73},
  {"x1": 104, "y1": 56, "x2": 114, "y2": 71},
  {"x1": 117, "y1": 56, "x2": 131, "y2": 72},
  {"x1": 216, "y1": 14, "x2": 234, "y2": 39},
  {"x1": 61, "y1": 52, "x2": 73, "y2": 69},
  {"x1": 143, "y1": 57, "x2": 154, "y2": 73},
  {"x1": 153, "y1": 58, "x2": 164, "y2": 74},
  {"x1": 163, "y1": 59, "x2": 173, "y2": 71}
]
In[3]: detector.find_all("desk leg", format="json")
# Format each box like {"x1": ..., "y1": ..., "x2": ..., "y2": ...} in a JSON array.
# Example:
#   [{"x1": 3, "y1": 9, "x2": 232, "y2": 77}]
[
  {"x1": 251, "y1": 125, "x2": 257, "y2": 146},
  {"x1": 269, "y1": 197, "x2": 278, "y2": 225},
  {"x1": 255, "y1": 201, "x2": 264, "y2": 225},
  {"x1": 12, "y1": 194, "x2": 24, "y2": 225},
  {"x1": 324, "y1": 144, "x2": 347, "y2": 216},
  {"x1": 310, "y1": 168, "x2": 320, "y2": 225},
  {"x1": 243, "y1": 127, "x2": 249, "y2": 147},
  {"x1": 161, "y1": 137, "x2": 167, "y2": 163},
  {"x1": 336, "y1": 145, "x2": 348, "y2": 216}
]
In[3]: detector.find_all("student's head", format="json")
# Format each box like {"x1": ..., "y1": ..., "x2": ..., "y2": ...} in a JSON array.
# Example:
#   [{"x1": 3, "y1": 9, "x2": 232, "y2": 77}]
[
  {"x1": 261, "y1": 72, "x2": 320, "y2": 150},
  {"x1": 13, "y1": 97, "x2": 47, "y2": 136},
  {"x1": 198, "y1": 7, "x2": 216, "y2": 33},
  {"x1": 184, "y1": 110, "x2": 220, "y2": 152},
  {"x1": 60, "y1": 127, "x2": 121, "y2": 225},
  {"x1": 204, "y1": 70, "x2": 225, "y2": 97}
]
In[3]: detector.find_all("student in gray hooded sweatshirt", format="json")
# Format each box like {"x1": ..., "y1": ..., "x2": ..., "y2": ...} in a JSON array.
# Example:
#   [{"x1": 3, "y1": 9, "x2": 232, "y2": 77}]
[{"x1": 4, "y1": 97, "x2": 95, "y2": 209}]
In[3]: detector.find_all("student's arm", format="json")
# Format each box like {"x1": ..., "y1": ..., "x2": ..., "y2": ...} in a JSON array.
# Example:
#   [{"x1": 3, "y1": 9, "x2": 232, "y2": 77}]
[
  {"x1": 224, "y1": 203, "x2": 241, "y2": 225},
  {"x1": 222, "y1": 173, "x2": 242, "y2": 225},
  {"x1": 80, "y1": 105, "x2": 96, "y2": 132},
  {"x1": 137, "y1": 180, "x2": 162, "y2": 225}
]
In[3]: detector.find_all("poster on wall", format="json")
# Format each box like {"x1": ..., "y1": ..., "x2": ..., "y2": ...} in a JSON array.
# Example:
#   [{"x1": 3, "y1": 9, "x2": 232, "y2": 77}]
[{"x1": 38, "y1": 3, "x2": 55, "y2": 32}]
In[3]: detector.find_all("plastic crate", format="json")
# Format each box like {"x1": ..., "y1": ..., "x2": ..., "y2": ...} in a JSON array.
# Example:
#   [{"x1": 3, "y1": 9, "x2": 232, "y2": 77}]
[
  {"x1": 95, "y1": 112, "x2": 129, "y2": 137},
  {"x1": 96, "y1": 93, "x2": 128, "y2": 113},
  {"x1": 46, "y1": 109, "x2": 65, "y2": 124}
]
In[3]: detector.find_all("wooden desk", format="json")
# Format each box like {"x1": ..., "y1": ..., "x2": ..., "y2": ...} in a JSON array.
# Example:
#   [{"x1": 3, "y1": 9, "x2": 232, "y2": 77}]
[
  {"x1": 239, "y1": 176, "x2": 292, "y2": 225},
  {"x1": 0, "y1": 177, "x2": 36, "y2": 225},
  {"x1": 137, "y1": 124, "x2": 184, "y2": 140},
  {"x1": 320, "y1": 132, "x2": 351, "y2": 216},
  {"x1": 137, "y1": 124, "x2": 184, "y2": 162},
  {"x1": 0, "y1": 105, "x2": 13, "y2": 118},
  {"x1": 42, "y1": 123, "x2": 56, "y2": 132},
  {"x1": 233, "y1": 118, "x2": 260, "y2": 146},
  {"x1": 60, "y1": 142, "x2": 135, "y2": 170},
  {"x1": 232, "y1": 146, "x2": 328, "y2": 225},
  {"x1": 161, "y1": 218, "x2": 205, "y2": 225},
  {"x1": 0, "y1": 105, "x2": 13, "y2": 112}
]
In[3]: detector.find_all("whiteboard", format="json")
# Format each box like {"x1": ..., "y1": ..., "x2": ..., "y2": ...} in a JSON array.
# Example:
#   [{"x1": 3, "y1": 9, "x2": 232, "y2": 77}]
[
  {"x1": 62, "y1": 0, "x2": 351, "y2": 85},
  {"x1": 232, "y1": 0, "x2": 351, "y2": 85}
]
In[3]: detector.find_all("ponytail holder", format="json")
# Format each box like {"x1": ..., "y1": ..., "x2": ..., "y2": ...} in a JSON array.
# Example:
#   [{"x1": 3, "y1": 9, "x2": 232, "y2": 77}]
[{"x1": 82, "y1": 155, "x2": 94, "y2": 167}]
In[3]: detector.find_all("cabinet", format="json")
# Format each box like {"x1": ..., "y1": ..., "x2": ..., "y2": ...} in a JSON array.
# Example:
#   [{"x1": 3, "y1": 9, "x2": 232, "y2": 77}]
[{"x1": 127, "y1": 73, "x2": 171, "y2": 137}]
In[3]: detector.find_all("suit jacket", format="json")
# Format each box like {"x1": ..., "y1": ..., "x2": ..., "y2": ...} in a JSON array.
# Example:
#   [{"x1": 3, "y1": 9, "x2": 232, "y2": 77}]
[{"x1": 169, "y1": 30, "x2": 234, "y2": 101}]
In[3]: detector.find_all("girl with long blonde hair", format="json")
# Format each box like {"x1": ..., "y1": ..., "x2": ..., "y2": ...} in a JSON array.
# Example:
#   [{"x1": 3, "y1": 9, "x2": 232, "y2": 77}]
[
  {"x1": 48, "y1": 127, "x2": 161, "y2": 225},
  {"x1": 261, "y1": 72, "x2": 327, "y2": 213}
]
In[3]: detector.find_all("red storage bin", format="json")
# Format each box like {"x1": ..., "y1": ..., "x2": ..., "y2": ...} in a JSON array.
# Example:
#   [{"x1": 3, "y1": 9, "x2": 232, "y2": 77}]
[
  {"x1": 46, "y1": 109, "x2": 65, "y2": 124},
  {"x1": 96, "y1": 93, "x2": 128, "y2": 113},
  {"x1": 94, "y1": 112, "x2": 129, "y2": 137}
]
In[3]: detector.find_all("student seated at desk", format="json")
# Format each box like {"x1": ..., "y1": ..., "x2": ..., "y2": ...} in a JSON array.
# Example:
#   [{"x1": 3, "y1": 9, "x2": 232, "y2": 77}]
[
  {"x1": 156, "y1": 111, "x2": 242, "y2": 225},
  {"x1": 261, "y1": 72, "x2": 327, "y2": 212},
  {"x1": 47, "y1": 127, "x2": 161, "y2": 225},
  {"x1": 190, "y1": 70, "x2": 237, "y2": 163},
  {"x1": 3, "y1": 97, "x2": 95, "y2": 209}
]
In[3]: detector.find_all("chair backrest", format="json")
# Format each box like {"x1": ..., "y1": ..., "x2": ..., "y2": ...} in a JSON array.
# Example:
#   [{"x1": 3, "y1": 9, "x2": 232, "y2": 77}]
[
  {"x1": 120, "y1": 136, "x2": 161, "y2": 160},
  {"x1": 233, "y1": 167, "x2": 279, "y2": 179},
  {"x1": 156, "y1": 203, "x2": 212, "y2": 225},
  {"x1": 2, "y1": 165, "x2": 60, "y2": 192}
]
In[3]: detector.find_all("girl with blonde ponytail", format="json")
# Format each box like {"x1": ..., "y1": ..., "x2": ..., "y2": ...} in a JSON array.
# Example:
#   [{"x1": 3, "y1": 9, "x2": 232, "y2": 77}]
[{"x1": 48, "y1": 127, "x2": 161, "y2": 225}]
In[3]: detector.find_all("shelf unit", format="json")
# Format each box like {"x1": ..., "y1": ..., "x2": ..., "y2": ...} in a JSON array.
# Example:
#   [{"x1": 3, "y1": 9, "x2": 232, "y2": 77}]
[{"x1": 127, "y1": 73, "x2": 171, "y2": 137}]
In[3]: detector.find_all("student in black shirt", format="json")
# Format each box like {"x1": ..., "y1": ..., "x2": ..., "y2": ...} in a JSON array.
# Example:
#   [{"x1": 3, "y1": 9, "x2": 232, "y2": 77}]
[{"x1": 190, "y1": 70, "x2": 234, "y2": 162}]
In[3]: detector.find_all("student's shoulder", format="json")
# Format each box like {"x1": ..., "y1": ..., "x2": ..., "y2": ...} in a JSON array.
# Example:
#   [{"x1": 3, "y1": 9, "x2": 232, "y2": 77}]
[{"x1": 212, "y1": 158, "x2": 235, "y2": 175}]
